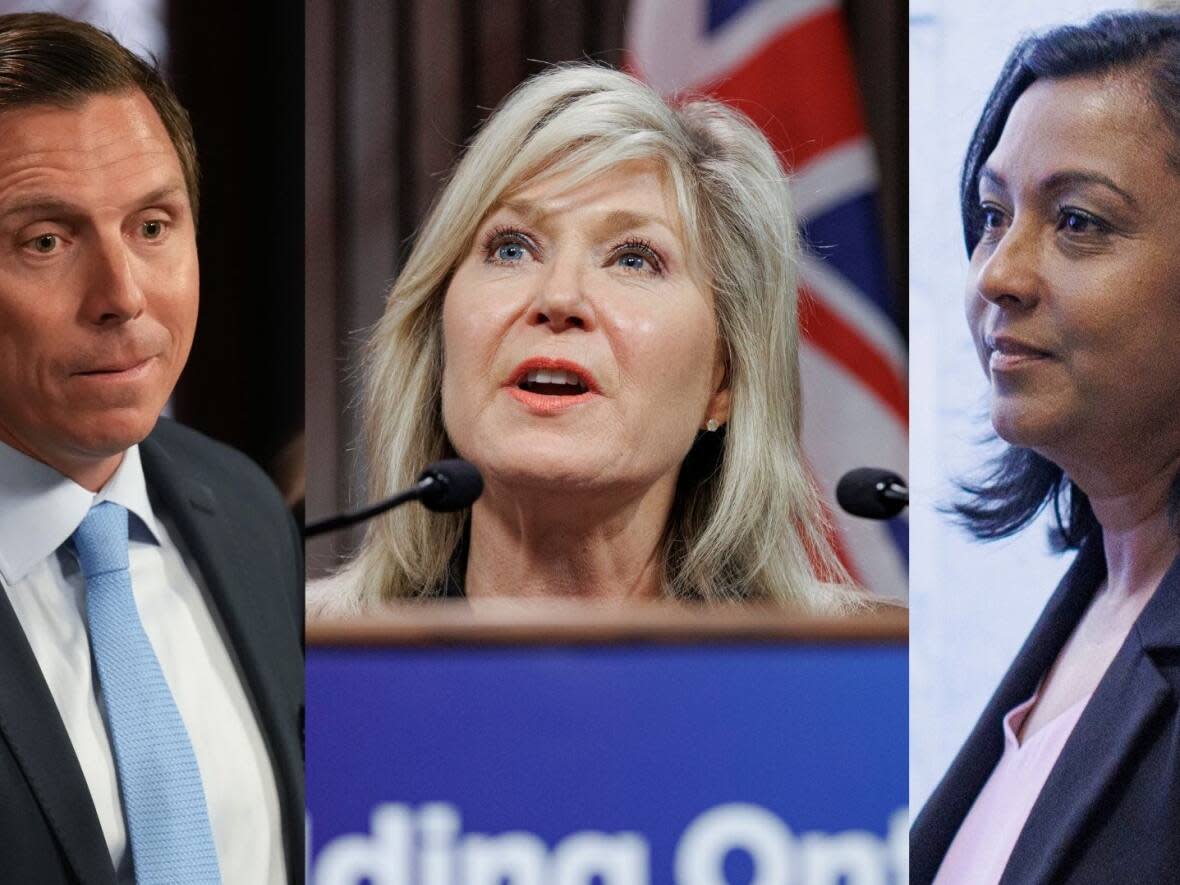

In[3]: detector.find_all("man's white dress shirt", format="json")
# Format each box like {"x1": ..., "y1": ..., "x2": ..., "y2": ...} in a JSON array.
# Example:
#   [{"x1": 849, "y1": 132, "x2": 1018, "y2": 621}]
[{"x1": 0, "y1": 440, "x2": 286, "y2": 884}]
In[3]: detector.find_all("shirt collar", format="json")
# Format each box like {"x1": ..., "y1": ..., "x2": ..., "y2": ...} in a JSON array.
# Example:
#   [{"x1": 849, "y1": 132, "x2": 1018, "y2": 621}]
[{"x1": 0, "y1": 441, "x2": 161, "y2": 585}]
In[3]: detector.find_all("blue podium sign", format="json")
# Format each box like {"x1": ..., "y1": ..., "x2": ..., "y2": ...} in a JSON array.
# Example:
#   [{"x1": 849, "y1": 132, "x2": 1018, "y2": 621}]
[{"x1": 307, "y1": 611, "x2": 907, "y2": 885}]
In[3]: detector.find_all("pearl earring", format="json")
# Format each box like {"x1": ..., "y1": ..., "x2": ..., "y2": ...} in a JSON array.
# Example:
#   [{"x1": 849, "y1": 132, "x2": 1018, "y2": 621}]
[{"x1": 705, "y1": 419, "x2": 719, "y2": 432}]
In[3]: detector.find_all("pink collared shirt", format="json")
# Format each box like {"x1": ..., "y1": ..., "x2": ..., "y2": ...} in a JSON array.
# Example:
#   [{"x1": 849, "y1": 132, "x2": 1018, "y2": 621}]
[{"x1": 932, "y1": 688, "x2": 1093, "y2": 884}]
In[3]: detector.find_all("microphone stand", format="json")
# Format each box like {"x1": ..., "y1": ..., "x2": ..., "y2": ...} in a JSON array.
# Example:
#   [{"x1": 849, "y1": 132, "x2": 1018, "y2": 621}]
[{"x1": 304, "y1": 478, "x2": 433, "y2": 539}]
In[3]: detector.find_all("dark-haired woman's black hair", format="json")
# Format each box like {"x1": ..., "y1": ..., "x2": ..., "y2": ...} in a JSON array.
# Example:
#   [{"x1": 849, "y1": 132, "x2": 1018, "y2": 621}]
[
  {"x1": 954, "y1": 443, "x2": 1180, "y2": 550},
  {"x1": 954, "y1": 10, "x2": 1180, "y2": 547}
]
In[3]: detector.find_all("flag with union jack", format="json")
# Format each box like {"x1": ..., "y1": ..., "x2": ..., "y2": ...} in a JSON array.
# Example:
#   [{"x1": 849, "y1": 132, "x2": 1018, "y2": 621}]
[{"x1": 627, "y1": 0, "x2": 908, "y2": 600}]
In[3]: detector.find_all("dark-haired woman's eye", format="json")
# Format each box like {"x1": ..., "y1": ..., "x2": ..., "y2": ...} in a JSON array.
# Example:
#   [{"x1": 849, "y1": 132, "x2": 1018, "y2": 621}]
[
  {"x1": 1058, "y1": 208, "x2": 1108, "y2": 237},
  {"x1": 977, "y1": 203, "x2": 1008, "y2": 240}
]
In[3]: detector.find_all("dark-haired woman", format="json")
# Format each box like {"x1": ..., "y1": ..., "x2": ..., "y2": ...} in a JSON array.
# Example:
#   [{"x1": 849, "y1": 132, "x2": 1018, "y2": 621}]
[{"x1": 912, "y1": 11, "x2": 1180, "y2": 884}]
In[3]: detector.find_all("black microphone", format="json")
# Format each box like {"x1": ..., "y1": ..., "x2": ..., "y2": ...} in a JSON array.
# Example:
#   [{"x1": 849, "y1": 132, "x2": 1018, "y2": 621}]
[
  {"x1": 304, "y1": 459, "x2": 483, "y2": 538},
  {"x1": 416, "y1": 460, "x2": 484, "y2": 512},
  {"x1": 836, "y1": 467, "x2": 908, "y2": 520}
]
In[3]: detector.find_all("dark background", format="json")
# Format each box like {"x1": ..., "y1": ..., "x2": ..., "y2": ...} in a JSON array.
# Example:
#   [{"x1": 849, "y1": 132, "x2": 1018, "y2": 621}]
[
  {"x1": 169, "y1": 0, "x2": 304, "y2": 495},
  {"x1": 305, "y1": 0, "x2": 906, "y2": 574}
]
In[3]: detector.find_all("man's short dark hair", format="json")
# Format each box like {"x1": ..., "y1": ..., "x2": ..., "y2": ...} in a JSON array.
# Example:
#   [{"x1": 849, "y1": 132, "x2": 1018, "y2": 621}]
[{"x1": 0, "y1": 12, "x2": 200, "y2": 220}]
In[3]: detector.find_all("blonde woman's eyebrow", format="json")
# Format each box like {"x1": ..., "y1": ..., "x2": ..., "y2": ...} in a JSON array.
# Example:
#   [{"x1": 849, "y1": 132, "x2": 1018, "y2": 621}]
[
  {"x1": 490, "y1": 200, "x2": 677, "y2": 239},
  {"x1": 489, "y1": 199, "x2": 546, "y2": 227},
  {"x1": 596, "y1": 208, "x2": 678, "y2": 239}
]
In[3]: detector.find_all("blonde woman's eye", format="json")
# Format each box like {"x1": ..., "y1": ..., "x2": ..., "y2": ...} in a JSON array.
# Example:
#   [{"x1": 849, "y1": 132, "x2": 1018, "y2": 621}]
[
  {"x1": 496, "y1": 242, "x2": 526, "y2": 262},
  {"x1": 611, "y1": 240, "x2": 663, "y2": 275},
  {"x1": 482, "y1": 227, "x2": 537, "y2": 265}
]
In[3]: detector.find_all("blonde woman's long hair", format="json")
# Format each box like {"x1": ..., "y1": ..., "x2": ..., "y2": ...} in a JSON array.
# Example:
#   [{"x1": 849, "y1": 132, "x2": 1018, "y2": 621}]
[{"x1": 317, "y1": 64, "x2": 860, "y2": 614}]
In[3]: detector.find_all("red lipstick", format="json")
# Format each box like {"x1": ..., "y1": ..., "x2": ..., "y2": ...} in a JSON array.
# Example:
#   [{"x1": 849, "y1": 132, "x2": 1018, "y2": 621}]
[{"x1": 505, "y1": 356, "x2": 600, "y2": 415}]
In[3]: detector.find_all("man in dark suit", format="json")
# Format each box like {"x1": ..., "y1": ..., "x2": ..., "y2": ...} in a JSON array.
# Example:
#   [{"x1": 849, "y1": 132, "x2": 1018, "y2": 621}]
[{"x1": 0, "y1": 13, "x2": 302, "y2": 884}]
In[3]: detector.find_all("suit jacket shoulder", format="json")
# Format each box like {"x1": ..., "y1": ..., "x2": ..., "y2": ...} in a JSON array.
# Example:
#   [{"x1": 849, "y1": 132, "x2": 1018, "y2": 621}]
[
  {"x1": 0, "y1": 419, "x2": 305, "y2": 884},
  {"x1": 912, "y1": 536, "x2": 1180, "y2": 884},
  {"x1": 141, "y1": 417, "x2": 303, "y2": 621}
]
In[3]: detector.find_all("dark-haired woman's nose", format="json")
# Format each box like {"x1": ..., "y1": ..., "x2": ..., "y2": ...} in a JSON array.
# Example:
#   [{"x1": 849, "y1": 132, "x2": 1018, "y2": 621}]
[{"x1": 973, "y1": 221, "x2": 1043, "y2": 311}]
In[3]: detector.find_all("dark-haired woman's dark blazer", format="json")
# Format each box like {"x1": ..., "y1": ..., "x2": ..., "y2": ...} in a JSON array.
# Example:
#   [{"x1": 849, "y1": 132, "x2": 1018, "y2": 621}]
[{"x1": 911, "y1": 534, "x2": 1180, "y2": 884}]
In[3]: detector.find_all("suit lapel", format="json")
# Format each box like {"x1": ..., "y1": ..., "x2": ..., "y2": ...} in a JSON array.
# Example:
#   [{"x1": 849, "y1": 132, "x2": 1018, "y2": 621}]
[
  {"x1": 1002, "y1": 547, "x2": 1180, "y2": 884},
  {"x1": 911, "y1": 537, "x2": 1104, "y2": 883},
  {"x1": 138, "y1": 429, "x2": 303, "y2": 872},
  {"x1": 0, "y1": 587, "x2": 115, "y2": 885}
]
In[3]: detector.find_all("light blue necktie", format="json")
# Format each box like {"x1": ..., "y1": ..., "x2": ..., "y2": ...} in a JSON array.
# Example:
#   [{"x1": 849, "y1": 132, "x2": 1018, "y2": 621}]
[{"x1": 72, "y1": 501, "x2": 222, "y2": 884}]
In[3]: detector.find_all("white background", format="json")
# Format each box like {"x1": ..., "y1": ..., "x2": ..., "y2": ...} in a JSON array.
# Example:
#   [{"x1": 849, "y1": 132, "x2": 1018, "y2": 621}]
[
  {"x1": 0, "y1": 1, "x2": 165, "y2": 59},
  {"x1": 908, "y1": 0, "x2": 1150, "y2": 812}
]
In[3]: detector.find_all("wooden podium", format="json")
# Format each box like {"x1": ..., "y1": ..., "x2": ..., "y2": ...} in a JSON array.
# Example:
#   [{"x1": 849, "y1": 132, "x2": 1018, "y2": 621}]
[{"x1": 307, "y1": 603, "x2": 907, "y2": 885}]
